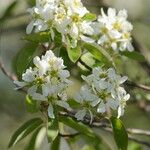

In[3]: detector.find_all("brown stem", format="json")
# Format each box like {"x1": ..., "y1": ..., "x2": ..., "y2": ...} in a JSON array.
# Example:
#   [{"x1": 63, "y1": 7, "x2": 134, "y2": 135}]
[{"x1": 78, "y1": 59, "x2": 150, "y2": 92}]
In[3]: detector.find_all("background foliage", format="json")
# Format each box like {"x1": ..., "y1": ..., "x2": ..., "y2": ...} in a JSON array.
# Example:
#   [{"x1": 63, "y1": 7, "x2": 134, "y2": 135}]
[{"x1": 0, "y1": 0, "x2": 150, "y2": 149}]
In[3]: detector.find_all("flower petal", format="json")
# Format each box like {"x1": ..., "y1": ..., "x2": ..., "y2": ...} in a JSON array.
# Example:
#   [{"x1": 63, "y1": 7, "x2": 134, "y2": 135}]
[{"x1": 48, "y1": 103, "x2": 55, "y2": 119}]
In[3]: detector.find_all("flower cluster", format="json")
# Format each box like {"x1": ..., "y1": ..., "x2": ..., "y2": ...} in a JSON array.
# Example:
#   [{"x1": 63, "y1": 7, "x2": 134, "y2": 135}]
[
  {"x1": 21, "y1": 2, "x2": 133, "y2": 121},
  {"x1": 14, "y1": 50, "x2": 72, "y2": 118},
  {"x1": 26, "y1": 0, "x2": 94, "y2": 48},
  {"x1": 93, "y1": 8, "x2": 134, "y2": 52},
  {"x1": 74, "y1": 67, "x2": 130, "y2": 121}
]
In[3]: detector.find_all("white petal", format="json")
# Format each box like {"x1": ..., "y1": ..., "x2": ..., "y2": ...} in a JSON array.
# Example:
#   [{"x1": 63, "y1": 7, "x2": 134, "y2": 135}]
[
  {"x1": 127, "y1": 42, "x2": 134, "y2": 52},
  {"x1": 108, "y1": 30, "x2": 121, "y2": 39},
  {"x1": 75, "y1": 109, "x2": 86, "y2": 121},
  {"x1": 108, "y1": 8, "x2": 116, "y2": 18},
  {"x1": 48, "y1": 103, "x2": 55, "y2": 119},
  {"x1": 119, "y1": 76, "x2": 128, "y2": 84},
  {"x1": 28, "y1": 85, "x2": 37, "y2": 96},
  {"x1": 26, "y1": 21, "x2": 34, "y2": 34},
  {"x1": 97, "y1": 101, "x2": 106, "y2": 113},
  {"x1": 90, "y1": 99, "x2": 100, "y2": 107},
  {"x1": 98, "y1": 35, "x2": 108, "y2": 45},
  {"x1": 118, "y1": 9, "x2": 128, "y2": 19},
  {"x1": 28, "y1": 86, "x2": 46, "y2": 101},
  {"x1": 14, "y1": 81, "x2": 27, "y2": 87},
  {"x1": 80, "y1": 35, "x2": 95, "y2": 43},
  {"x1": 124, "y1": 94, "x2": 130, "y2": 101},
  {"x1": 107, "y1": 99, "x2": 118, "y2": 110},
  {"x1": 51, "y1": 29, "x2": 55, "y2": 40},
  {"x1": 56, "y1": 101, "x2": 71, "y2": 110},
  {"x1": 117, "y1": 106, "x2": 124, "y2": 118}
]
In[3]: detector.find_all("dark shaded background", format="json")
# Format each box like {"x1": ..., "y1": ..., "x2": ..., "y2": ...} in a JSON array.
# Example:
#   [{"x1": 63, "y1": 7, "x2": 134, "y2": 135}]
[{"x1": 0, "y1": 0, "x2": 150, "y2": 149}]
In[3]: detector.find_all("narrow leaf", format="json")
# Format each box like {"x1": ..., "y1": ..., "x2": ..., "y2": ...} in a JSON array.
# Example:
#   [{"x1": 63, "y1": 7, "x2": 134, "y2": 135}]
[
  {"x1": 8, "y1": 118, "x2": 43, "y2": 148},
  {"x1": 0, "y1": 1, "x2": 17, "y2": 23},
  {"x1": 25, "y1": 126, "x2": 43, "y2": 150},
  {"x1": 120, "y1": 51, "x2": 145, "y2": 62},
  {"x1": 15, "y1": 43, "x2": 38, "y2": 77},
  {"x1": 51, "y1": 135, "x2": 60, "y2": 150},
  {"x1": 110, "y1": 117, "x2": 128, "y2": 150},
  {"x1": 47, "y1": 106, "x2": 59, "y2": 143},
  {"x1": 67, "y1": 38, "x2": 81, "y2": 63},
  {"x1": 27, "y1": 0, "x2": 36, "y2": 6},
  {"x1": 83, "y1": 42, "x2": 113, "y2": 66},
  {"x1": 25, "y1": 95, "x2": 38, "y2": 113},
  {"x1": 82, "y1": 13, "x2": 97, "y2": 21},
  {"x1": 60, "y1": 116, "x2": 102, "y2": 148},
  {"x1": 23, "y1": 32, "x2": 50, "y2": 43}
]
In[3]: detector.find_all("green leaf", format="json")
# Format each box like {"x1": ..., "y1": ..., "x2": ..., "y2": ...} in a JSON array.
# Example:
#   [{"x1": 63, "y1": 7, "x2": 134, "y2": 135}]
[
  {"x1": 51, "y1": 135, "x2": 60, "y2": 150},
  {"x1": 25, "y1": 95, "x2": 38, "y2": 113},
  {"x1": 0, "y1": 1, "x2": 17, "y2": 23},
  {"x1": 83, "y1": 42, "x2": 113, "y2": 66},
  {"x1": 82, "y1": 145, "x2": 95, "y2": 150},
  {"x1": 120, "y1": 51, "x2": 145, "y2": 62},
  {"x1": 110, "y1": 117, "x2": 128, "y2": 150},
  {"x1": 82, "y1": 13, "x2": 97, "y2": 21},
  {"x1": 8, "y1": 118, "x2": 43, "y2": 148},
  {"x1": 60, "y1": 117, "x2": 93, "y2": 136},
  {"x1": 67, "y1": 38, "x2": 81, "y2": 63},
  {"x1": 47, "y1": 106, "x2": 59, "y2": 143},
  {"x1": 23, "y1": 32, "x2": 51, "y2": 43},
  {"x1": 15, "y1": 43, "x2": 38, "y2": 77},
  {"x1": 25, "y1": 126, "x2": 43, "y2": 150},
  {"x1": 54, "y1": 29, "x2": 62, "y2": 46},
  {"x1": 27, "y1": 0, "x2": 35, "y2": 6},
  {"x1": 60, "y1": 117, "x2": 102, "y2": 148}
]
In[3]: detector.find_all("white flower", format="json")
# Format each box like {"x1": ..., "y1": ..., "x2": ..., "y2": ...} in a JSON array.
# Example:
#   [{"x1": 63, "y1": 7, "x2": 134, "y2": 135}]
[
  {"x1": 75, "y1": 67, "x2": 130, "y2": 119},
  {"x1": 27, "y1": 0, "x2": 94, "y2": 48},
  {"x1": 94, "y1": 7, "x2": 134, "y2": 52},
  {"x1": 74, "y1": 85, "x2": 99, "y2": 121},
  {"x1": 117, "y1": 88, "x2": 130, "y2": 118},
  {"x1": 75, "y1": 109, "x2": 87, "y2": 121},
  {"x1": 14, "y1": 50, "x2": 72, "y2": 118}
]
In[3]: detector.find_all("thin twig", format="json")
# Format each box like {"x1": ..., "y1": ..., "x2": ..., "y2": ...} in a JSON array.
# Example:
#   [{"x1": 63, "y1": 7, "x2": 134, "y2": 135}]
[
  {"x1": 60, "y1": 110, "x2": 150, "y2": 136},
  {"x1": 59, "y1": 133, "x2": 80, "y2": 138},
  {"x1": 60, "y1": 110, "x2": 150, "y2": 147},
  {"x1": 126, "y1": 81, "x2": 150, "y2": 92},
  {"x1": 133, "y1": 37, "x2": 150, "y2": 75},
  {"x1": 78, "y1": 58, "x2": 92, "y2": 71},
  {"x1": 0, "y1": 60, "x2": 17, "y2": 81},
  {"x1": 78, "y1": 58, "x2": 150, "y2": 92},
  {"x1": 128, "y1": 136, "x2": 150, "y2": 147},
  {"x1": 0, "y1": 60, "x2": 26, "y2": 93},
  {"x1": 127, "y1": 128, "x2": 150, "y2": 136}
]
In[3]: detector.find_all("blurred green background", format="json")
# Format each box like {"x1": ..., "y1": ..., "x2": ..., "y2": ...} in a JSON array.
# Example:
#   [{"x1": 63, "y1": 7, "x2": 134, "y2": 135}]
[{"x1": 0, "y1": 0, "x2": 150, "y2": 150}]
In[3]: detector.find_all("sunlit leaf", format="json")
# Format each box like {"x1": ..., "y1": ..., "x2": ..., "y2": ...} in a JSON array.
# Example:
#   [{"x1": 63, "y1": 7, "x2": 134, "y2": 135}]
[
  {"x1": 82, "y1": 13, "x2": 97, "y2": 21},
  {"x1": 60, "y1": 117, "x2": 102, "y2": 149},
  {"x1": 120, "y1": 51, "x2": 145, "y2": 62},
  {"x1": 8, "y1": 118, "x2": 43, "y2": 148},
  {"x1": 110, "y1": 117, "x2": 128, "y2": 150},
  {"x1": 26, "y1": 0, "x2": 35, "y2": 6},
  {"x1": 23, "y1": 32, "x2": 51, "y2": 43},
  {"x1": 0, "y1": 1, "x2": 17, "y2": 24},
  {"x1": 67, "y1": 38, "x2": 81, "y2": 63},
  {"x1": 15, "y1": 43, "x2": 38, "y2": 78},
  {"x1": 47, "y1": 106, "x2": 59, "y2": 143},
  {"x1": 51, "y1": 135, "x2": 60, "y2": 150},
  {"x1": 25, "y1": 126, "x2": 43, "y2": 150},
  {"x1": 83, "y1": 42, "x2": 113, "y2": 66},
  {"x1": 25, "y1": 95, "x2": 38, "y2": 113}
]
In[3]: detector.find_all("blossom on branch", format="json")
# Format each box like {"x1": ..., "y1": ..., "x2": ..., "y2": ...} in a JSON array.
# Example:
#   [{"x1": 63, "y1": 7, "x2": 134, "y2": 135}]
[
  {"x1": 14, "y1": 50, "x2": 72, "y2": 118},
  {"x1": 74, "y1": 67, "x2": 130, "y2": 121},
  {"x1": 26, "y1": 0, "x2": 94, "y2": 48},
  {"x1": 93, "y1": 8, "x2": 134, "y2": 52}
]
